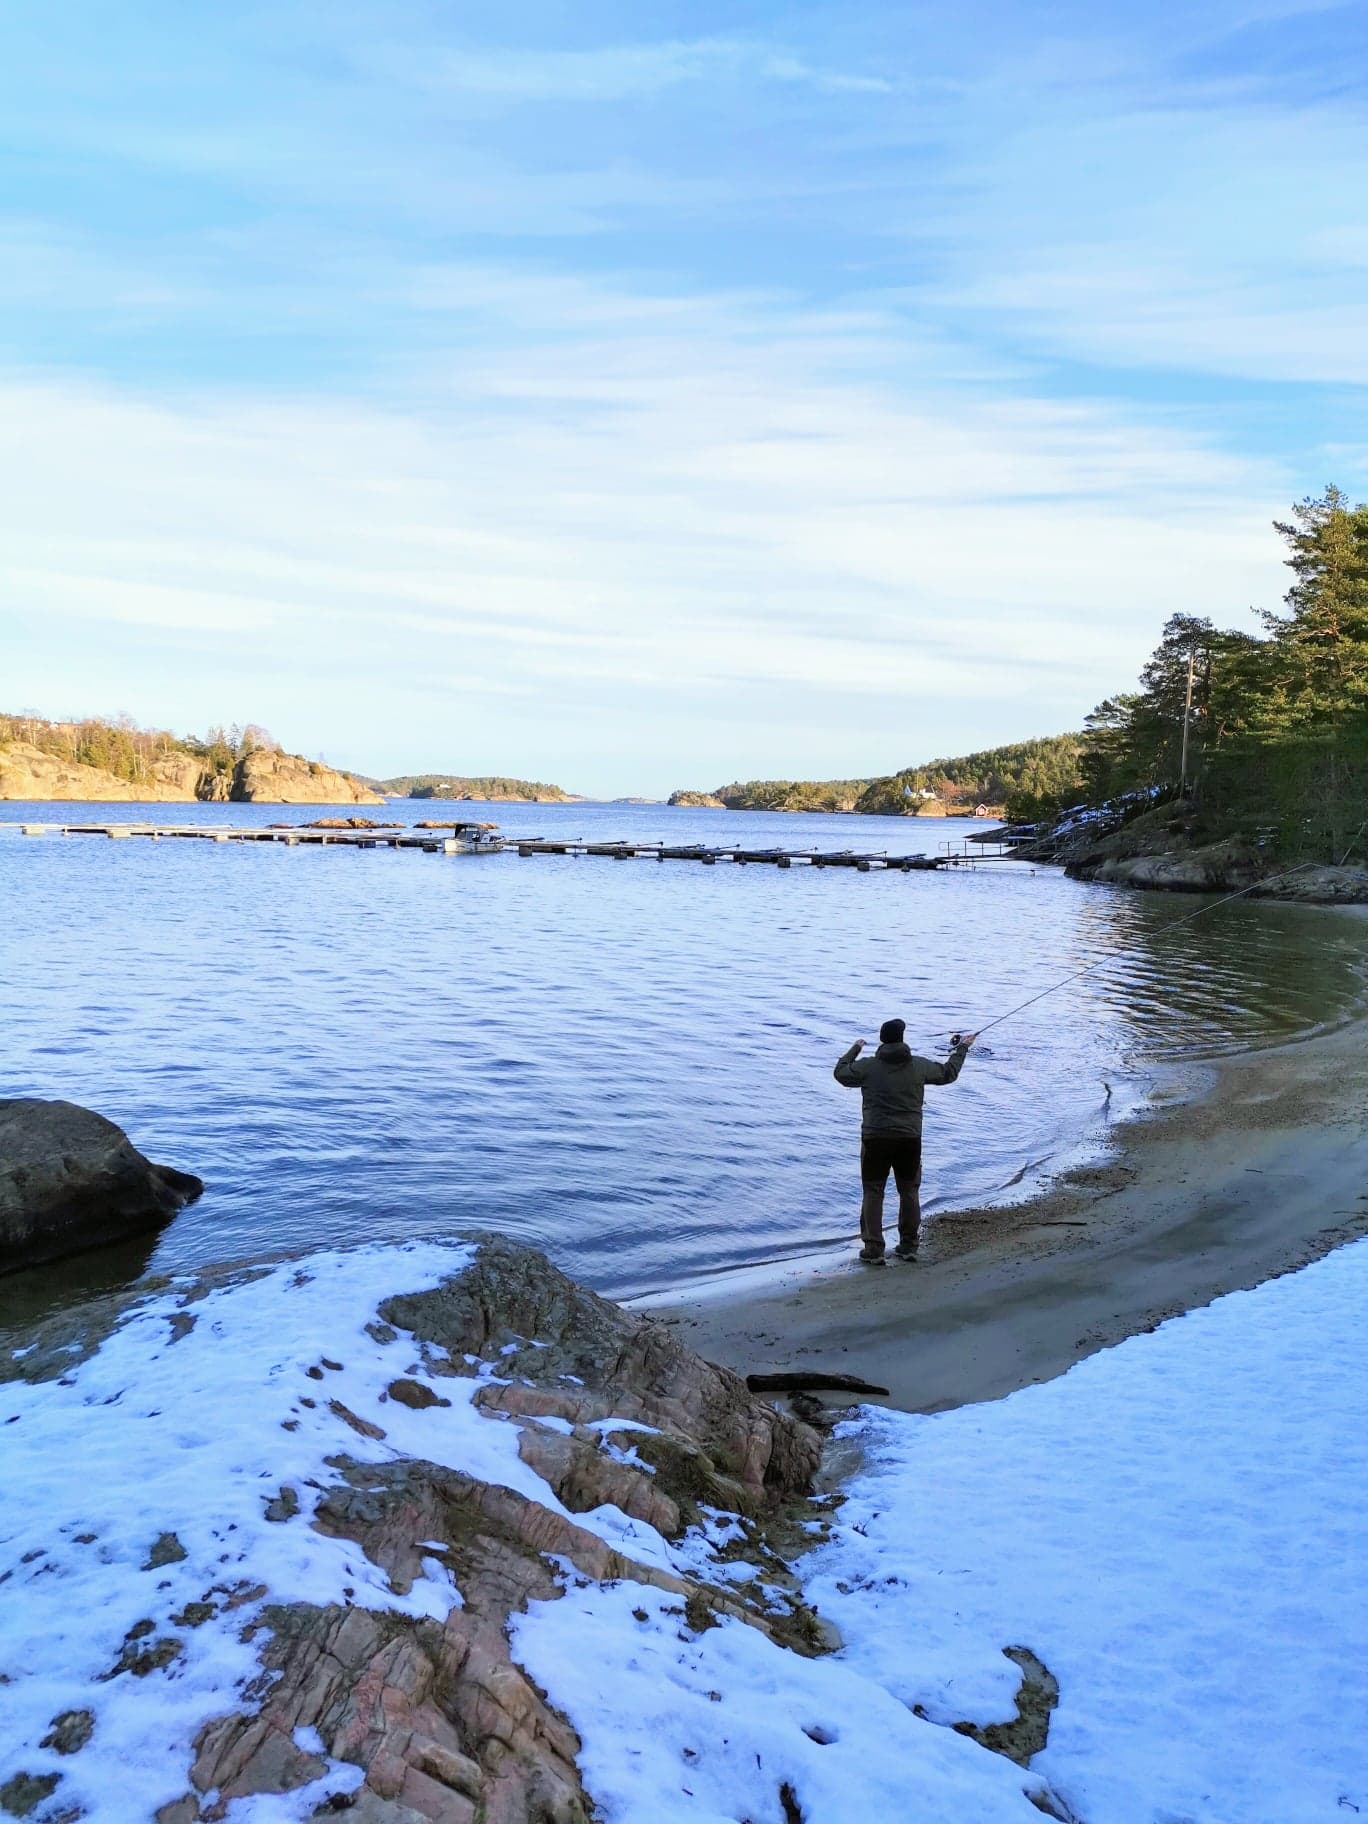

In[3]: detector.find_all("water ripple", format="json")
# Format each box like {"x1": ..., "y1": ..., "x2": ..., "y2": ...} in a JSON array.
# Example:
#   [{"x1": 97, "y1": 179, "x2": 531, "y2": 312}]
[{"x1": 1, "y1": 799, "x2": 1363, "y2": 1305}]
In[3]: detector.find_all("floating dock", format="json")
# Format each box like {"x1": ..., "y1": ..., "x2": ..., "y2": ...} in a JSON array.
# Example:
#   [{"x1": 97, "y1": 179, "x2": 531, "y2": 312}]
[{"x1": 5, "y1": 821, "x2": 1022, "y2": 871}]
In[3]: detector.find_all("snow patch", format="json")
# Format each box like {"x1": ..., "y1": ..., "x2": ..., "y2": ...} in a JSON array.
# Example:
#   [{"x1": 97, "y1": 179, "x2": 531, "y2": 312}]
[{"x1": 0, "y1": 1241, "x2": 552, "y2": 1821}]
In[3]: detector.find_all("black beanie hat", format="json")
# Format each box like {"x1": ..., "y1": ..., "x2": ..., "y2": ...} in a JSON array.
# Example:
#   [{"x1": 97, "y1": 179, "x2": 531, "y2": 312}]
[{"x1": 879, "y1": 1017, "x2": 906, "y2": 1044}]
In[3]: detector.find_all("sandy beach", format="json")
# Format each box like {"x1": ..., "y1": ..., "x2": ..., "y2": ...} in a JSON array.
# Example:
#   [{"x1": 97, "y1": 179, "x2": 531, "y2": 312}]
[{"x1": 637, "y1": 999, "x2": 1368, "y2": 1413}]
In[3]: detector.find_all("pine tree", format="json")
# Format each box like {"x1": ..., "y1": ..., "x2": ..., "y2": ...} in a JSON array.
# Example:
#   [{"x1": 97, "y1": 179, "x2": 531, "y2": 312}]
[{"x1": 1259, "y1": 487, "x2": 1368, "y2": 728}]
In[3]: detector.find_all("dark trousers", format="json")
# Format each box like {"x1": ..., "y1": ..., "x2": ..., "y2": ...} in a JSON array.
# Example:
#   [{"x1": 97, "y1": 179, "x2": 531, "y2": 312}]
[{"x1": 859, "y1": 1134, "x2": 923, "y2": 1259}]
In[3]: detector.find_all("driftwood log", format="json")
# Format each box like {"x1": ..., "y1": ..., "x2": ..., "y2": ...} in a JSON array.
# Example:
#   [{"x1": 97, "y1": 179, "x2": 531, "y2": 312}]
[{"x1": 745, "y1": 1371, "x2": 890, "y2": 1396}]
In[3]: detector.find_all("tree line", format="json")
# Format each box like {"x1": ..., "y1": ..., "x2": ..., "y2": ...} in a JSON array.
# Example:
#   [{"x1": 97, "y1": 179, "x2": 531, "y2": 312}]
[
  {"x1": 854, "y1": 736, "x2": 1084, "y2": 820},
  {"x1": 686, "y1": 736, "x2": 1085, "y2": 819},
  {"x1": 1081, "y1": 487, "x2": 1368, "y2": 859}
]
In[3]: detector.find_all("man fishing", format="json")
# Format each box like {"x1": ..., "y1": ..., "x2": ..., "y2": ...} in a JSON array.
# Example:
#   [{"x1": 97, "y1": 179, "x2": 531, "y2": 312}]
[{"x1": 834, "y1": 1020, "x2": 976, "y2": 1264}]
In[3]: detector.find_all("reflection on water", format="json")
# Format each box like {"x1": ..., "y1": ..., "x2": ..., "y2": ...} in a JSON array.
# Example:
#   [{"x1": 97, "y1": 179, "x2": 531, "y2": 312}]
[
  {"x1": 1, "y1": 799, "x2": 1364, "y2": 1311},
  {"x1": 1071, "y1": 889, "x2": 1364, "y2": 1057}
]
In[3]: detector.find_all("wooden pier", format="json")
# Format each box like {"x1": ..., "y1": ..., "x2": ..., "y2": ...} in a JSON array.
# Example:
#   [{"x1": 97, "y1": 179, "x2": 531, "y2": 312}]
[{"x1": 5, "y1": 820, "x2": 1022, "y2": 872}]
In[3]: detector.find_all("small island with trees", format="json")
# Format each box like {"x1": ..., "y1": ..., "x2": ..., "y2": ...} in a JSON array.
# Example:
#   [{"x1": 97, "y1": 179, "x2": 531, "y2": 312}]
[{"x1": 368, "y1": 773, "x2": 580, "y2": 803}]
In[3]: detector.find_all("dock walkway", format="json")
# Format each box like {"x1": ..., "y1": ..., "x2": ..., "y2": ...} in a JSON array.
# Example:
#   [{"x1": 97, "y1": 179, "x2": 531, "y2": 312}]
[{"x1": 4, "y1": 821, "x2": 1023, "y2": 872}]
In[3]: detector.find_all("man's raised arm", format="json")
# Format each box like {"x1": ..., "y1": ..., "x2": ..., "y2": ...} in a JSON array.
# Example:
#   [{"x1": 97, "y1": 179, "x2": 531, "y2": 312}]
[
  {"x1": 834, "y1": 1038, "x2": 869, "y2": 1086},
  {"x1": 921, "y1": 1032, "x2": 976, "y2": 1087}
]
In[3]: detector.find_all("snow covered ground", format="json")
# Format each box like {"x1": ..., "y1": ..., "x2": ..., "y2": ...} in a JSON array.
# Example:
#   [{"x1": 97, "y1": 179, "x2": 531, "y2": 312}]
[
  {"x1": 521, "y1": 1240, "x2": 1368, "y2": 1824},
  {"x1": 798, "y1": 1237, "x2": 1368, "y2": 1824},
  {"x1": 4, "y1": 1234, "x2": 1367, "y2": 1823}
]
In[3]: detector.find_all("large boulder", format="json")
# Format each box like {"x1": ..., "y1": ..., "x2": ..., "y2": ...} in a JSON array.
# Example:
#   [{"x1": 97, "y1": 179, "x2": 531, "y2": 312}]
[{"x1": 0, "y1": 1099, "x2": 203, "y2": 1275}]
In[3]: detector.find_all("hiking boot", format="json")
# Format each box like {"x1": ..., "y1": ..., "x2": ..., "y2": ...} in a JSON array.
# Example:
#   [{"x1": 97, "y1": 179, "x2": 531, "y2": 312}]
[
  {"x1": 858, "y1": 1249, "x2": 887, "y2": 1266},
  {"x1": 894, "y1": 1243, "x2": 919, "y2": 1262}
]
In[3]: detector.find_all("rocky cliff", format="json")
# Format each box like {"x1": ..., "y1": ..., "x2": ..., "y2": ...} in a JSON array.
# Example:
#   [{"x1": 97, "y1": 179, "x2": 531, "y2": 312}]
[
  {"x1": 0, "y1": 743, "x2": 204, "y2": 803},
  {"x1": 0, "y1": 741, "x2": 381, "y2": 805},
  {"x1": 233, "y1": 751, "x2": 382, "y2": 805}
]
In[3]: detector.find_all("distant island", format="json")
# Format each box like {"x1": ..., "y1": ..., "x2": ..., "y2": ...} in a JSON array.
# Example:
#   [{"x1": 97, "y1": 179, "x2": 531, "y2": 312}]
[
  {"x1": 0, "y1": 714, "x2": 381, "y2": 805},
  {"x1": 370, "y1": 773, "x2": 580, "y2": 803},
  {"x1": 669, "y1": 735, "x2": 1085, "y2": 821}
]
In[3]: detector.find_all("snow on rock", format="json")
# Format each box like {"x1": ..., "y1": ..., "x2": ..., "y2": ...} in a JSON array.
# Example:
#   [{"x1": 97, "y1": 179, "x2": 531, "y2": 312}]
[
  {"x1": 802, "y1": 1237, "x2": 1368, "y2": 1824},
  {"x1": 0, "y1": 1241, "x2": 491, "y2": 1821},
  {"x1": 0, "y1": 1235, "x2": 827, "y2": 1822}
]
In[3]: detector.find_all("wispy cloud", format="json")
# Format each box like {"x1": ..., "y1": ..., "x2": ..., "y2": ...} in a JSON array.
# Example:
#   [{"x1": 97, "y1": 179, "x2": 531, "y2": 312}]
[
  {"x1": 0, "y1": 267, "x2": 1288, "y2": 787},
  {"x1": 894, "y1": 82, "x2": 1368, "y2": 385},
  {"x1": 400, "y1": 38, "x2": 894, "y2": 103}
]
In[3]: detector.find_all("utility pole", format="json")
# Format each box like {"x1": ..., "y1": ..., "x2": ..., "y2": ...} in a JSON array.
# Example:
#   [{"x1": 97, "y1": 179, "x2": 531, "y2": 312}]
[{"x1": 1178, "y1": 646, "x2": 1196, "y2": 799}]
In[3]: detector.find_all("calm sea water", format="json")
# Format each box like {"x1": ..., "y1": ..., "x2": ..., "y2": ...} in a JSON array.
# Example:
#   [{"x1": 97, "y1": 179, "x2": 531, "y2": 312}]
[{"x1": 2, "y1": 799, "x2": 1364, "y2": 1318}]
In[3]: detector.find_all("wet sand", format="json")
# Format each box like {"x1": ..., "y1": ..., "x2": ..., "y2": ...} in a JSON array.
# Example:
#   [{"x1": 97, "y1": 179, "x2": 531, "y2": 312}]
[{"x1": 636, "y1": 1012, "x2": 1368, "y2": 1413}]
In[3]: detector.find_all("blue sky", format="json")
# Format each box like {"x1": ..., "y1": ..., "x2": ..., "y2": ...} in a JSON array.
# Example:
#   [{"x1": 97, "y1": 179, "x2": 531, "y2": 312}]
[{"x1": 2, "y1": 1, "x2": 1365, "y2": 793}]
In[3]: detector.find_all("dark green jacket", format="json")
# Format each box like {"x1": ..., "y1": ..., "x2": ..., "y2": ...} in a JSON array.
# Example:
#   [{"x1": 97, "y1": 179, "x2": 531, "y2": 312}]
[{"x1": 834, "y1": 1038, "x2": 969, "y2": 1137}]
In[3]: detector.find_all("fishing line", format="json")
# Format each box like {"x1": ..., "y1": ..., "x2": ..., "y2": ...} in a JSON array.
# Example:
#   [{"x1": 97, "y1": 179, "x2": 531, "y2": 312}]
[{"x1": 946, "y1": 853, "x2": 1340, "y2": 1042}]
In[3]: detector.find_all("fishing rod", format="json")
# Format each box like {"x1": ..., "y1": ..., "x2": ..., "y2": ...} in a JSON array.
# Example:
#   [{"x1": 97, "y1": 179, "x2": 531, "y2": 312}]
[{"x1": 946, "y1": 837, "x2": 1363, "y2": 1044}]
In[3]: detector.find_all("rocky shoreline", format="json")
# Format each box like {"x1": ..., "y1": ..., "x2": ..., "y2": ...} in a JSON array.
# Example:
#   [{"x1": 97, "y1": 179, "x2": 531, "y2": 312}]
[{"x1": 1013, "y1": 802, "x2": 1368, "y2": 904}]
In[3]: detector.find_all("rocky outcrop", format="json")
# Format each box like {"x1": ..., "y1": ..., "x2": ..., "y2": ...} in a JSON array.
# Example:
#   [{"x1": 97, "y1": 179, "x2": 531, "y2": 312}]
[
  {"x1": 1058, "y1": 818, "x2": 1368, "y2": 903},
  {"x1": 1018, "y1": 798, "x2": 1368, "y2": 904},
  {"x1": 0, "y1": 740, "x2": 380, "y2": 805},
  {"x1": 231, "y1": 751, "x2": 382, "y2": 805},
  {"x1": 378, "y1": 1239, "x2": 822, "y2": 1509},
  {"x1": 667, "y1": 790, "x2": 726, "y2": 808},
  {"x1": 0, "y1": 1098, "x2": 203, "y2": 1274},
  {"x1": 298, "y1": 817, "x2": 402, "y2": 830},
  {"x1": 1, "y1": 1238, "x2": 823, "y2": 1823},
  {"x1": 178, "y1": 1245, "x2": 825, "y2": 1823},
  {"x1": 1080, "y1": 848, "x2": 1368, "y2": 901},
  {"x1": 1077, "y1": 840, "x2": 1265, "y2": 893},
  {"x1": 0, "y1": 743, "x2": 203, "y2": 803},
  {"x1": 1250, "y1": 863, "x2": 1368, "y2": 902}
]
